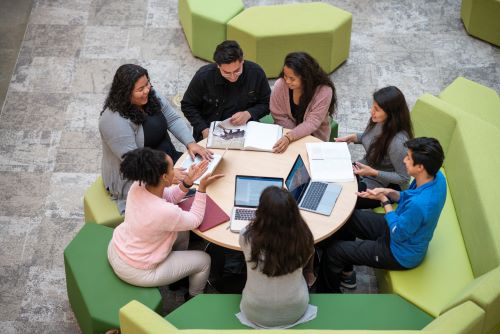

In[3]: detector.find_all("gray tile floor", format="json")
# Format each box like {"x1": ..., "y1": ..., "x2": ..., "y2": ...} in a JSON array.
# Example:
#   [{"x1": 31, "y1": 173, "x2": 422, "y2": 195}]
[{"x1": 0, "y1": 0, "x2": 499, "y2": 332}]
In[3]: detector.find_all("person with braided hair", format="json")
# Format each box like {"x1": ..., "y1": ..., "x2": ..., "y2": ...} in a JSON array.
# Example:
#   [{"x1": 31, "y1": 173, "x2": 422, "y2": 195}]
[
  {"x1": 99, "y1": 64, "x2": 213, "y2": 213},
  {"x1": 107, "y1": 147, "x2": 223, "y2": 300}
]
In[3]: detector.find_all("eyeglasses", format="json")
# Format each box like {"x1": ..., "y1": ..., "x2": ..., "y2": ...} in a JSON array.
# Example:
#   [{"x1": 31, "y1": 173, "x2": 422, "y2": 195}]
[
  {"x1": 218, "y1": 61, "x2": 244, "y2": 79},
  {"x1": 134, "y1": 80, "x2": 152, "y2": 94}
]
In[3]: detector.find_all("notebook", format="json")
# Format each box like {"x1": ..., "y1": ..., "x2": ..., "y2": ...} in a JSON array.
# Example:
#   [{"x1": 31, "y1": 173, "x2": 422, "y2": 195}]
[
  {"x1": 229, "y1": 175, "x2": 284, "y2": 232},
  {"x1": 285, "y1": 155, "x2": 342, "y2": 216},
  {"x1": 178, "y1": 194, "x2": 229, "y2": 232}
]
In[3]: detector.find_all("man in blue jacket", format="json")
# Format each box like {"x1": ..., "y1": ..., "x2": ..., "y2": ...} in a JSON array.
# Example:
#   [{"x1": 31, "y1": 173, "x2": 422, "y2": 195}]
[{"x1": 318, "y1": 137, "x2": 447, "y2": 292}]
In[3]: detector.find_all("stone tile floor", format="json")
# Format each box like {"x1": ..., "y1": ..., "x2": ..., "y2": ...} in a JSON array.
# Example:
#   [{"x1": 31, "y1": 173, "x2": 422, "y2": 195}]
[{"x1": 0, "y1": 0, "x2": 498, "y2": 332}]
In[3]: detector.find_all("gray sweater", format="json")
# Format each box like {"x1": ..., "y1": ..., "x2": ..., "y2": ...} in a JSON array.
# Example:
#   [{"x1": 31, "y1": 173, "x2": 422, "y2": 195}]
[
  {"x1": 356, "y1": 122, "x2": 410, "y2": 190},
  {"x1": 239, "y1": 231, "x2": 309, "y2": 327},
  {"x1": 99, "y1": 94, "x2": 194, "y2": 213}
]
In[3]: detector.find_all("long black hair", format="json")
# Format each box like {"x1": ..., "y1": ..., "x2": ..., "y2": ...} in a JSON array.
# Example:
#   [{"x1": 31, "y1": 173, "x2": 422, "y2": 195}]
[
  {"x1": 365, "y1": 86, "x2": 414, "y2": 165},
  {"x1": 244, "y1": 186, "x2": 314, "y2": 277},
  {"x1": 120, "y1": 147, "x2": 169, "y2": 186},
  {"x1": 280, "y1": 52, "x2": 337, "y2": 123},
  {"x1": 101, "y1": 64, "x2": 162, "y2": 124}
]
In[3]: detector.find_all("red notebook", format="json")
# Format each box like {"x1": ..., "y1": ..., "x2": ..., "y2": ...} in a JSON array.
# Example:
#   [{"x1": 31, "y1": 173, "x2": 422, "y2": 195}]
[{"x1": 178, "y1": 194, "x2": 230, "y2": 232}]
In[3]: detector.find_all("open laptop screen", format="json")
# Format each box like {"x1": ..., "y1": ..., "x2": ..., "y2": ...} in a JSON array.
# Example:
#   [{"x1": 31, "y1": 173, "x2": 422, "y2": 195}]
[
  {"x1": 285, "y1": 155, "x2": 311, "y2": 203},
  {"x1": 234, "y1": 176, "x2": 283, "y2": 207}
]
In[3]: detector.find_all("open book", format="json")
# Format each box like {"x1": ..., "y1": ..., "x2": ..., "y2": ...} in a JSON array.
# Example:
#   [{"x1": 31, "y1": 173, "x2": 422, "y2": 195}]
[
  {"x1": 207, "y1": 119, "x2": 283, "y2": 152},
  {"x1": 181, "y1": 154, "x2": 223, "y2": 185},
  {"x1": 306, "y1": 142, "x2": 355, "y2": 182}
]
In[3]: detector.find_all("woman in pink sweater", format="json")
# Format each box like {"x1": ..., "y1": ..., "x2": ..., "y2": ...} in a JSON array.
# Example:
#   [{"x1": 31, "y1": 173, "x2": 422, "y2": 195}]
[
  {"x1": 107, "y1": 147, "x2": 223, "y2": 299},
  {"x1": 271, "y1": 52, "x2": 337, "y2": 153}
]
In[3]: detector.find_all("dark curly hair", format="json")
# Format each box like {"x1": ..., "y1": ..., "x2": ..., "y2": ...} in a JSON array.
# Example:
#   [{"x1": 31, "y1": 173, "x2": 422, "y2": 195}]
[
  {"x1": 280, "y1": 52, "x2": 337, "y2": 123},
  {"x1": 365, "y1": 86, "x2": 414, "y2": 165},
  {"x1": 120, "y1": 147, "x2": 169, "y2": 186},
  {"x1": 244, "y1": 186, "x2": 314, "y2": 277},
  {"x1": 101, "y1": 64, "x2": 162, "y2": 124}
]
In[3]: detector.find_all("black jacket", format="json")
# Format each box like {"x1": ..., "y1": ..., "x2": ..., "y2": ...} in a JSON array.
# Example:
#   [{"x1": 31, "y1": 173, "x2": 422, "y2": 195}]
[{"x1": 181, "y1": 61, "x2": 271, "y2": 141}]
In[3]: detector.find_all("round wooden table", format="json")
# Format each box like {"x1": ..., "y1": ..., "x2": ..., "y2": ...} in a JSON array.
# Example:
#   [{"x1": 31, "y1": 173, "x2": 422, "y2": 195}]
[{"x1": 176, "y1": 135, "x2": 357, "y2": 250}]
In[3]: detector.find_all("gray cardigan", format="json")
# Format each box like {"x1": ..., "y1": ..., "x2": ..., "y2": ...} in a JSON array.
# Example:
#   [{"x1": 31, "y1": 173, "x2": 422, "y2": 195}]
[
  {"x1": 99, "y1": 94, "x2": 194, "y2": 213},
  {"x1": 239, "y1": 231, "x2": 309, "y2": 327},
  {"x1": 356, "y1": 122, "x2": 410, "y2": 190}
]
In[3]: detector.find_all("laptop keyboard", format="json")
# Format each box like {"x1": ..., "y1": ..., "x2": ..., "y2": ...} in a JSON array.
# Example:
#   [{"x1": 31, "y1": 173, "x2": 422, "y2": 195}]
[
  {"x1": 235, "y1": 208, "x2": 256, "y2": 221},
  {"x1": 301, "y1": 182, "x2": 328, "y2": 210}
]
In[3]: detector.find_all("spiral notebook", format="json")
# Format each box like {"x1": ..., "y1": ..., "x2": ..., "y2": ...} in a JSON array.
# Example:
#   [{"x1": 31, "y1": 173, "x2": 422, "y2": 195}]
[{"x1": 178, "y1": 194, "x2": 229, "y2": 232}]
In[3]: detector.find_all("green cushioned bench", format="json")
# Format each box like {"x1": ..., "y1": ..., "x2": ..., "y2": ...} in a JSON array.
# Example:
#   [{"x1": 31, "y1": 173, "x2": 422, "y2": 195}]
[
  {"x1": 377, "y1": 77, "x2": 500, "y2": 334},
  {"x1": 83, "y1": 176, "x2": 124, "y2": 227},
  {"x1": 166, "y1": 294, "x2": 432, "y2": 330},
  {"x1": 461, "y1": 0, "x2": 500, "y2": 46},
  {"x1": 120, "y1": 299, "x2": 486, "y2": 334},
  {"x1": 227, "y1": 2, "x2": 352, "y2": 78},
  {"x1": 64, "y1": 224, "x2": 162, "y2": 334}
]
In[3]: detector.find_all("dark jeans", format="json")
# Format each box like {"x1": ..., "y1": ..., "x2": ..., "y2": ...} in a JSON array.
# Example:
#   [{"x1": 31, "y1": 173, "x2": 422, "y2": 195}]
[
  {"x1": 317, "y1": 210, "x2": 405, "y2": 293},
  {"x1": 355, "y1": 179, "x2": 401, "y2": 209}
]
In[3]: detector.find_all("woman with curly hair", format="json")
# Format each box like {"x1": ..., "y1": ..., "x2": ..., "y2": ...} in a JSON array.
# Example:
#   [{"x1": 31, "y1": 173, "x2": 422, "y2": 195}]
[
  {"x1": 107, "y1": 147, "x2": 223, "y2": 300},
  {"x1": 336, "y1": 86, "x2": 414, "y2": 210},
  {"x1": 271, "y1": 52, "x2": 337, "y2": 153},
  {"x1": 239, "y1": 186, "x2": 314, "y2": 327},
  {"x1": 99, "y1": 64, "x2": 212, "y2": 213}
]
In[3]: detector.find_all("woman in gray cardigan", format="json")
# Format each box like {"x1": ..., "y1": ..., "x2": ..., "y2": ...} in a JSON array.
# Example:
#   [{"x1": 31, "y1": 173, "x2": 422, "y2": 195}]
[
  {"x1": 336, "y1": 86, "x2": 414, "y2": 209},
  {"x1": 99, "y1": 64, "x2": 211, "y2": 213},
  {"x1": 239, "y1": 186, "x2": 314, "y2": 328}
]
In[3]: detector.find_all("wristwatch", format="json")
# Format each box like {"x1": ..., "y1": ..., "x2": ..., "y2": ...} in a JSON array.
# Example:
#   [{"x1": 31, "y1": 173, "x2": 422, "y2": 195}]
[
  {"x1": 381, "y1": 200, "x2": 391, "y2": 207},
  {"x1": 182, "y1": 180, "x2": 193, "y2": 189}
]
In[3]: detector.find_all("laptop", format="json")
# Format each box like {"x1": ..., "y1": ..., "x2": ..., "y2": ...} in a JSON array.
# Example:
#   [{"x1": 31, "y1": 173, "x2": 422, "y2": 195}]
[
  {"x1": 229, "y1": 175, "x2": 284, "y2": 232},
  {"x1": 285, "y1": 155, "x2": 342, "y2": 216}
]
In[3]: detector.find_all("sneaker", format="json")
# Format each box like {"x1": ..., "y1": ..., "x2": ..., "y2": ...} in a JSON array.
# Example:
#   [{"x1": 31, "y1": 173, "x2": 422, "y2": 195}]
[{"x1": 340, "y1": 271, "x2": 357, "y2": 289}]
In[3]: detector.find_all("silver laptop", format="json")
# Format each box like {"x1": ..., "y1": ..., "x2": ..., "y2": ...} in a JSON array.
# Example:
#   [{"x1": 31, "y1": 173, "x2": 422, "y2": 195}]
[
  {"x1": 229, "y1": 175, "x2": 284, "y2": 232},
  {"x1": 285, "y1": 155, "x2": 342, "y2": 216}
]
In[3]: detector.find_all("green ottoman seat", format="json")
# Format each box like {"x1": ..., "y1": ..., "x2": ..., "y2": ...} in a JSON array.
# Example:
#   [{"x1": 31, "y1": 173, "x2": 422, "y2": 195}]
[
  {"x1": 166, "y1": 294, "x2": 433, "y2": 330},
  {"x1": 227, "y1": 2, "x2": 352, "y2": 78},
  {"x1": 179, "y1": 0, "x2": 244, "y2": 61},
  {"x1": 461, "y1": 0, "x2": 500, "y2": 46},
  {"x1": 84, "y1": 176, "x2": 123, "y2": 227},
  {"x1": 64, "y1": 223, "x2": 162, "y2": 334}
]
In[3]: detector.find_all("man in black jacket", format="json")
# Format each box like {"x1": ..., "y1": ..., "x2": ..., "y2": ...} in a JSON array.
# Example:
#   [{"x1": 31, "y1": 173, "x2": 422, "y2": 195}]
[{"x1": 181, "y1": 40, "x2": 271, "y2": 141}]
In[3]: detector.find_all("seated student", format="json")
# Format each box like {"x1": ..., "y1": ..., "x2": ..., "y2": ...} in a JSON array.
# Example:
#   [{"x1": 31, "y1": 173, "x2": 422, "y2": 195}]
[
  {"x1": 99, "y1": 64, "x2": 212, "y2": 213},
  {"x1": 239, "y1": 186, "x2": 314, "y2": 327},
  {"x1": 181, "y1": 40, "x2": 271, "y2": 141},
  {"x1": 335, "y1": 86, "x2": 413, "y2": 209},
  {"x1": 317, "y1": 137, "x2": 446, "y2": 292},
  {"x1": 107, "y1": 147, "x2": 223, "y2": 300},
  {"x1": 271, "y1": 52, "x2": 337, "y2": 153}
]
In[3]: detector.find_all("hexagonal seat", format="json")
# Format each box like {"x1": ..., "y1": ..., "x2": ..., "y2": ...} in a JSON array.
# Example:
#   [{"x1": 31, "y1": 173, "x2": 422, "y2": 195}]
[
  {"x1": 179, "y1": 0, "x2": 245, "y2": 61},
  {"x1": 227, "y1": 2, "x2": 352, "y2": 78},
  {"x1": 64, "y1": 223, "x2": 162, "y2": 333}
]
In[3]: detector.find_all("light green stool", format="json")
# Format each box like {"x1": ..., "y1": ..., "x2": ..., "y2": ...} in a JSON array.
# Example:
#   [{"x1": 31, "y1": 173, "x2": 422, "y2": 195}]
[
  {"x1": 178, "y1": 0, "x2": 244, "y2": 61},
  {"x1": 83, "y1": 176, "x2": 124, "y2": 228},
  {"x1": 64, "y1": 224, "x2": 162, "y2": 334},
  {"x1": 227, "y1": 2, "x2": 352, "y2": 78},
  {"x1": 461, "y1": 0, "x2": 500, "y2": 46}
]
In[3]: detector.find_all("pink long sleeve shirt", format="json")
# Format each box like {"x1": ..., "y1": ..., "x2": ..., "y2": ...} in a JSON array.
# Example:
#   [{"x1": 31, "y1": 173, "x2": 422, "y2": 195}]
[
  {"x1": 270, "y1": 78, "x2": 332, "y2": 142},
  {"x1": 111, "y1": 182, "x2": 206, "y2": 270}
]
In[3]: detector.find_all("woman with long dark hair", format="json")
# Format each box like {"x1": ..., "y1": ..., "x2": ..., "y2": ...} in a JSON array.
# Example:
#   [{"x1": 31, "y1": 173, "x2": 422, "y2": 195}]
[
  {"x1": 336, "y1": 86, "x2": 414, "y2": 210},
  {"x1": 239, "y1": 186, "x2": 314, "y2": 327},
  {"x1": 107, "y1": 147, "x2": 223, "y2": 300},
  {"x1": 271, "y1": 52, "x2": 337, "y2": 153},
  {"x1": 99, "y1": 64, "x2": 212, "y2": 213}
]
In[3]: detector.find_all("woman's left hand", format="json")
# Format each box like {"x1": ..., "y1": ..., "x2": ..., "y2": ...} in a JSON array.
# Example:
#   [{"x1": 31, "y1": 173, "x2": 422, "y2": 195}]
[
  {"x1": 272, "y1": 136, "x2": 290, "y2": 154},
  {"x1": 353, "y1": 162, "x2": 378, "y2": 177},
  {"x1": 186, "y1": 159, "x2": 210, "y2": 184},
  {"x1": 187, "y1": 143, "x2": 213, "y2": 161},
  {"x1": 173, "y1": 168, "x2": 188, "y2": 184}
]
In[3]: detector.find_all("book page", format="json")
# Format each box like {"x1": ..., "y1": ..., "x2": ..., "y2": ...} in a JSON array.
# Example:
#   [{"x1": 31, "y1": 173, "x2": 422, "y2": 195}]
[
  {"x1": 181, "y1": 154, "x2": 223, "y2": 185},
  {"x1": 207, "y1": 120, "x2": 245, "y2": 149},
  {"x1": 243, "y1": 121, "x2": 282, "y2": 152},
  {"x1": 306, "y1": 142, "x2": 354, "y2": 182}
]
